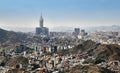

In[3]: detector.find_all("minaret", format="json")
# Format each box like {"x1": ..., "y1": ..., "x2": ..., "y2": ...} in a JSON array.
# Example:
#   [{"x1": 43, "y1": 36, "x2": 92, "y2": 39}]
[{"x1": 40, "y1": 15, "x2": 44, "y2": 27}]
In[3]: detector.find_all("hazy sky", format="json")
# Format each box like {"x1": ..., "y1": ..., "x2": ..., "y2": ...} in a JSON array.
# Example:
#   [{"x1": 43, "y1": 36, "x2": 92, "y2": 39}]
[{"x1": 0, "y1": 0, "x2": 120, "y2": 32}]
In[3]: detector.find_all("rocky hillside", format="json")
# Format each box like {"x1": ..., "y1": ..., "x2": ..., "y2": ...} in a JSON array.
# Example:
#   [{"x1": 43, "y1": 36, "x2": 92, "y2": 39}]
[
  {"x1": 71, "y1": 40, "x2": 99, "y2": 54},
  {"x1": 6, "y1": 56, "x2": 29, "y2": 67},
  {"x1": 66, "y1": 65, "x2": 114, "y2": 73},
  {"x1": 72, "y1": 40, "x2": 120, "y2": 61},
  {"x1": 58, "y1": 40, "x2": 120, "y2": 62},
  {"x1": 58, "y1": 40, "x2": 100, "y2": 55},
  {"x1": 0, "y1": 28, "x2": 27, "y2": 43},
  {"x1": 94, "y1": 44, "x2": 120, "y2": 61}
]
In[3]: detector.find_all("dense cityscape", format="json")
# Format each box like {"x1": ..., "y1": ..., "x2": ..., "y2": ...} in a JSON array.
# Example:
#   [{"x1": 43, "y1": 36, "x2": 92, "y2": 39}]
[
  {"x1": 0, "y1": 0, "x2": 120, "y2": 73},
  {"x1": 0, "y1": 15, "x2": 120, "y2": 73}
]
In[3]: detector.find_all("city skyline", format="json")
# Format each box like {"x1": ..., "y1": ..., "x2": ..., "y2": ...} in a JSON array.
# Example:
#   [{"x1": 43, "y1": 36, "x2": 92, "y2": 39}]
[{"x1": 0, "y1": 0, "x2": 120, "y2": 32}]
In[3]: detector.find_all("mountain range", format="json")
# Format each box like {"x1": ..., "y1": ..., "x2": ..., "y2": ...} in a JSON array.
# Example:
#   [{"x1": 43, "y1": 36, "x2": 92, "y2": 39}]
[{"x1": 1, "y1": 25, "x2": 120, "y2": 32}]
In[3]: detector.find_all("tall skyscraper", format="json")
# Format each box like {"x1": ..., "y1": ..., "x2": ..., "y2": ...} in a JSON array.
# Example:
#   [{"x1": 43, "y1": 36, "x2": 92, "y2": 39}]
[{"x1": 36, "y1": 15, "x2": 49, "y2": 37}]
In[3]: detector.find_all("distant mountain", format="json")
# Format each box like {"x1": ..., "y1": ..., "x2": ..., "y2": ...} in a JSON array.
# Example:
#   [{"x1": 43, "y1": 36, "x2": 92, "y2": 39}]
[
  {"x1": 85, "y1": 25, "x2": 120, "y2": 32},
  {"x1": 1, "y1": 25, "x2": 120, "y2": 33},
  {"x1": 50, "y1": 26, "x2": 73, "y2": 32},
  {"x1": 50, "y1": 25, "x2": 120, "y2": 32}
]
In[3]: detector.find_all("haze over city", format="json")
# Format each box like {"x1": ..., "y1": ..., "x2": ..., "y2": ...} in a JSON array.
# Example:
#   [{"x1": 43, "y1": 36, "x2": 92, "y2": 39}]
[{"x1": 0, "y1": 0, "x2": 120, "y2": 32}]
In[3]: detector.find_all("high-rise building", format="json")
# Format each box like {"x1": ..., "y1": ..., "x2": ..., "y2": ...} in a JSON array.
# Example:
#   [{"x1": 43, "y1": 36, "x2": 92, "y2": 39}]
[
  {"x1": 73, "y1": 28, "x2": 80, "y2": 36},
  {"x1": 75, "y1": 28, "x2": 80, "y2": 35},
  {"x1": 81, "y1": 29, "x2": 87, "y2": 36},
  {"x1": 36, "y1": 15, "x2": 49, "y2": 37}
]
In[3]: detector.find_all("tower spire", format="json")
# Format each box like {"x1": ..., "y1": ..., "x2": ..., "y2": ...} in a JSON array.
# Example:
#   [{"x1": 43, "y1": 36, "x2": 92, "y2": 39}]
[{"x1": 40, "y1": 13, "x2": 43, "y2": 27}]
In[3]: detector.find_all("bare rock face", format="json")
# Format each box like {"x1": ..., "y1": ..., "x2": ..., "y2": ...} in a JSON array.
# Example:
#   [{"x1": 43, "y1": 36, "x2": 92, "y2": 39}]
[{"x1": 66, "y1": 65, "x2": 114, "y2": 73}]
